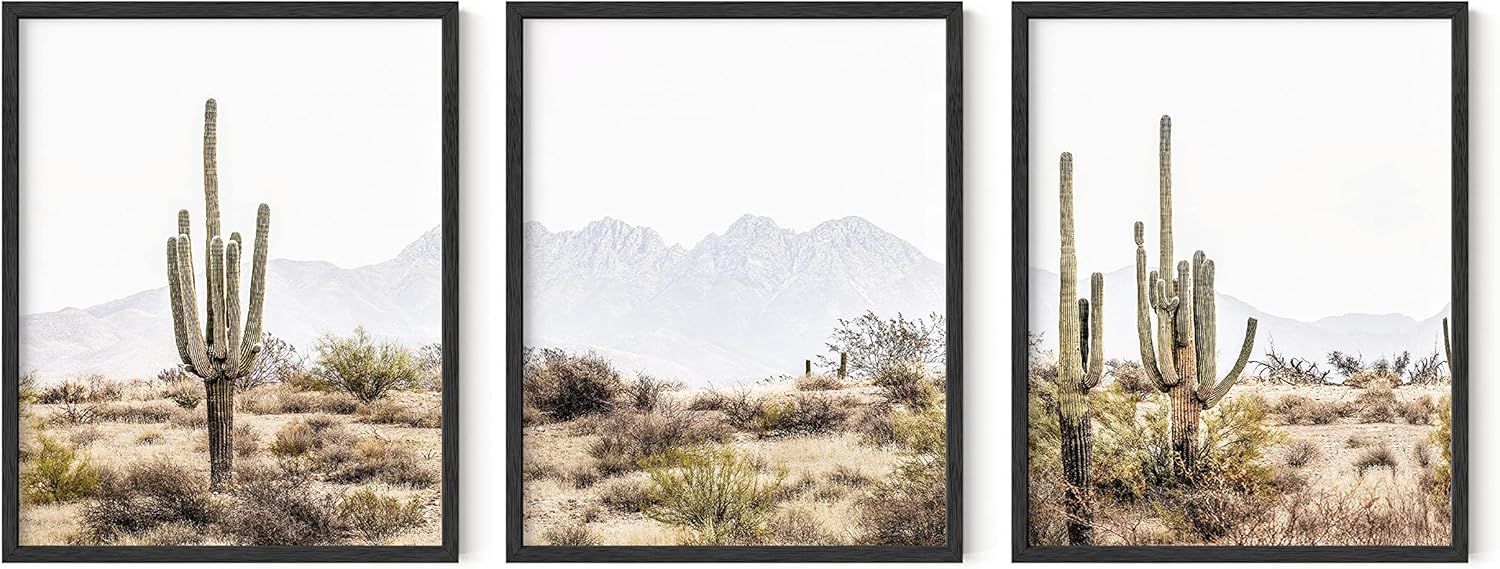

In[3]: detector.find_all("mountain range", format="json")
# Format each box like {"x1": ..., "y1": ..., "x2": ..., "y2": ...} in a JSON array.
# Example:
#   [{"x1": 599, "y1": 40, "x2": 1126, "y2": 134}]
[
  {"x1": 21, "y1": 227, "x2": 442, "y2": 381},
  {"x1": 524, "y1": 215, "x2": 946, "y2": 384},
  {"x1": 1028, "y1": 266, "x2": 1451, "y2": 378}
]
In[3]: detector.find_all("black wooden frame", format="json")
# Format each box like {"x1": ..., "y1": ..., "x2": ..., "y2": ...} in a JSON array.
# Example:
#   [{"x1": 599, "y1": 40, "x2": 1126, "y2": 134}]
[
  {"x1": 1011, "y1": 1, "x2": 1467, "y2": 563},
  {"x1": 2, "y1": 2, "x2": 459, "y2": 562},
  {"x1": 506, "y1": 2, "x2": 962, "y2": 562}
]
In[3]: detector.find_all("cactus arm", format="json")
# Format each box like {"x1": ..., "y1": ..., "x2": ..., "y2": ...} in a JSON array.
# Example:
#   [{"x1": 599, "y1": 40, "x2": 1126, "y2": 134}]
[
  {"x1": 1057, "y1": 153, "x2": 1083, "y2": 387},
  {"x1": 173, "y1": 236, "x2": 212, "y2": 375},
  {"x1": 166, "y1": 238, "x2": 192, "y2": 365},
  {"x1": 238, "y1": 204, "x2": 270, "y2": 371},
  {"x1": 1158, "y1": 115, "x2": 1174, "y2": 286},
  {"x1": 1172, "y1": 261, "x2": 1194, "y2": 347},
  {"x1": 1078, "y1": 298, "x2": 1090, "y2": 369},
  {"x1": 1201, "y1": 317, "x2": 1258, "y2": 409},
  {"x1": 1192, "y1": 252, "x2": 1217, "y2": 389},
  {"x1": 225, "y1": 238, "x2": 243, "y2": 372},
  {"x1": 1137, "y1": 224, "x2": 1174, "y2": 390},
  {"x1": 201, "y1": 100, "x2": 222, "y2": 343},
  {"x1": 207, "y1": 236, "x2": 227, "y2": 358},
  {"x1": 1084, "y1": 272, "x2": 1105, "y2": 389}
]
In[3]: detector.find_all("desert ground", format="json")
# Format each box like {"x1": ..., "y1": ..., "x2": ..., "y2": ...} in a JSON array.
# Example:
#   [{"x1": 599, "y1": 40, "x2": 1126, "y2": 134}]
[
  {"x1": 17, "y1": 335, "x2": 443, "y2": 546},
  {"x1": 521, "y1": 348, "x2": 948, "y2": 547},
  {"x1": 1028, "y1": 355, "x2": 1453, "y2": 547}
]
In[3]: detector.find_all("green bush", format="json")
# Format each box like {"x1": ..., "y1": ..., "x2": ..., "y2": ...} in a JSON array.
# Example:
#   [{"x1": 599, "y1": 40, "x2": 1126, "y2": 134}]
[
  {"x1": 522, "y1": 348, "x2": 623, "y2": 420},
  {"x1": 312, "y1": 327, "x2": 421, "y2": 403},
  {"x1": 21, "y1": 435, "x2": 101, "y2": 504},
  {"x1": 161, "y1": 383, "x2": 203, "y2": 410},
  {"x1": 858, "y1": 404, "x2": 948, "y2": 546},
  {"x1": 337, "y1": 488, "x2": 425, "y2": 544},
  {"x1": 588, "y1": 404, "x2": 729, "y2": 475},
  {"x1": 644, "y1": 447, "x2": 786, "y2": 545},
  {"x1": 543, "y1": 524, "x2": 601, "y2": 546}
]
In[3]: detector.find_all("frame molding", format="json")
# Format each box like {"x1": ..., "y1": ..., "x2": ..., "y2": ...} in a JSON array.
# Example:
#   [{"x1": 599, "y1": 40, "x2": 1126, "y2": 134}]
[
  {"x1": 1011, "y1": 1, "x2": 1467, "y2": 563},
  {"x1": 2, "y1": 2, "x2": 459, "y2": 562},
  {"x1": 506, "y1": 1, "x2": 962, "y2": 562}
]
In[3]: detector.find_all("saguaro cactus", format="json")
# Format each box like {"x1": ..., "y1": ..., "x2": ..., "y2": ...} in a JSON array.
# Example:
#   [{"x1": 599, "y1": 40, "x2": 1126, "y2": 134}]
[
  {"x1": 166, "y1": 99, "x2": 271, "y2": 490},
  {"x1": 1056, "y1": 153, "x2": 1103, "y2": 544},
  {"x1": 1134, "y1": 116, "x2": 1258, "y2": 476},
  {"x1": 838, "y1": 352, "x2": 848, "y2": 380}
]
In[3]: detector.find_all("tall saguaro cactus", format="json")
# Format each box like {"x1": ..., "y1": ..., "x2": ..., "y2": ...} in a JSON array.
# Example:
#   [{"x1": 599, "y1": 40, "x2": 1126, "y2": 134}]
[
  {"x1": 1056, "y1": 153, "x2": 1104, "y2": 544},
  {"x1": 166, "y1": 99, "x2": 271, "y2": 490},
  {"x1": 1134, "y1": 116, "x2": 1257, "y2": 476}
]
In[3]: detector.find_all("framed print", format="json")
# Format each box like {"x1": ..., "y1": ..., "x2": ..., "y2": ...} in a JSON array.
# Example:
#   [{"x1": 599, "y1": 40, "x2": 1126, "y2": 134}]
[
  {"x1": 507, "y1": 2, "x2": 961, "y2": 562},
  {"x1": 3, "y1": 2, "x2": 458, "y2": 562},
  {"x1": 1012, "y1": 2, "x2": 1465, "y2": 562}
]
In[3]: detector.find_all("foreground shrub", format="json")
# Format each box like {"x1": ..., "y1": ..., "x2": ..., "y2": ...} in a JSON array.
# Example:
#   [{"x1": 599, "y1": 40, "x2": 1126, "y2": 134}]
[
  {"x1": 644, "y1": 448, "x2": 786, "y2": 545},
  {"x1": 80, "y1": 459, "x2": 222, "y2": 543},
  {"x1": 1355, "y1": 444, "x2": 1399, "y2": 475},
  {"x1": 21, "y1": 435, "x2": 100, "y2": 504},
  {"x1": 161, "y1": 382, "x2": 203, "y2": 410},
  {"x1": 1431, "y1": 395, "x2": 1452, "y2": 494},
  {"x1": 1281, "y1": 440, "x2": 1320, "y2": 468},
  {"x1": 312, "y1": 327, "x2": 420, "y2": 403},
  {"x1": 224, "y1": 472, "x2": 344, "y2": 545},
  {"x1": 523, "y1": 348, "x2": 623, "y2": 421},
  {"x1": 850, "y1": 402, "x2": 897, "y2": 446},
  {"x1": 599, "y1": 477, "x2": 656, "y2": 513},
  {"x1": 767, "y1": 506, "x2": 837, "y2": 545},
  {"x1": 588, "y1": 404, "x2": 729, "y2": 475},
  {"x1": 858, "y1": 402, "x2": 947, "y2": 546},
  {"x1": 234, "y1": 424, "x2": 261, "y2": 458},
  {"x1": 325, "y1": 439, "x2": 438, "y2": 489},
  {"x1": 543, "y1": 524, "x2": 601, "y2": 546},
  {"x1": 337, "y1": 488, "x2": 426, "y2": 544}
]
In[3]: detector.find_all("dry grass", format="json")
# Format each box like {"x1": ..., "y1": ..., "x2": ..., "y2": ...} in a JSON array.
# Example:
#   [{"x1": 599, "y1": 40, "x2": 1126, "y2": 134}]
[{"x1": 18, "y1": 377, "x2": 441, "y2": 546}]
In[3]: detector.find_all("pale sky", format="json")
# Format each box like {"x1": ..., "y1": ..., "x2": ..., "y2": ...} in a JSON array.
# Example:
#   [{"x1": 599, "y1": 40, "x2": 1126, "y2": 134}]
[
  {"x1": 19, "y1": 19, "x2": 442, "y2": 314},
  {"x1": 1028, "y1": 19, "x2": 1451, "y2": 321},
  {"x1": 523, "y1": 19, "x2": 947, "y2": 258}
]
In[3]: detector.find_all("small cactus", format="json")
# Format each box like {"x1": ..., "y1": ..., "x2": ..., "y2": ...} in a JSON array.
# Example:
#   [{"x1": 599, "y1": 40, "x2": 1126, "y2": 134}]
[
  {"x1": 166, "y1": 99, "x2": 271, "y2": 490},
  {"x1": 1056, "y1": 152, "x2": 1103, "y2": 544},
  {"x1": 838, "y1": 352, "x2": 848, "y2": 380}
]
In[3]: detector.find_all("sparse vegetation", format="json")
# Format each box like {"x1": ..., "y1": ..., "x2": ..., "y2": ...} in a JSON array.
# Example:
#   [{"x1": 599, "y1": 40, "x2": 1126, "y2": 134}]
[
  {"x1": 644, "y1": 447, "x2": 786, "y2": 545},
  {"x1": 21, "y1": 435, "x2": 101, "y2": 505},
  {"x1": 523, "y1": 348, "x2": 623, "y2": 421},
  {"x1": 1355, "y1": 445, "x2": 1399, "y2": 475},
  {"x1": 337, "y1": 488, "x2": 426, "y2": 544}
]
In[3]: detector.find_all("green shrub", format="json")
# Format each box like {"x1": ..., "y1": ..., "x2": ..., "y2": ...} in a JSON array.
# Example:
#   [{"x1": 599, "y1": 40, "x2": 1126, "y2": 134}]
[
  {"x1": 337, "y1": 488, "x2": 425, "y2": 544},
  {"x1": 856, "y1": 457, "x2": 946, "y2": 546},
  {"x1": 312, "y1": 327, "x2": 421, "y2": 403},
  {"x1": 819, "y1": 311, "x2": 946, "y2": 378},
  {"x1": 644, "y1": 447, "x2": 786, "y2": 545},
  {"x1": 21, "y1": 435, "x2": 101, "y2": 504},
  {"x1": 1432, "y1": 395, "x2": 1452, "y2": 493},
  {"x1": 522, "y1": 348, "x2": 623, "y2": 420}
]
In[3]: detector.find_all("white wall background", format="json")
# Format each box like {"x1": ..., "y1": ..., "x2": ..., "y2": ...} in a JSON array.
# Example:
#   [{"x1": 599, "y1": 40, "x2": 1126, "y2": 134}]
[{"x1": 3, "y1": 0, "x2": 1497, "y2": 566}]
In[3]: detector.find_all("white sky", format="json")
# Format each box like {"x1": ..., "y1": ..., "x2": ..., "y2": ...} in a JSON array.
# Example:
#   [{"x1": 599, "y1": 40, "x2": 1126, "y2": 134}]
[
  {"x1": 523, "y1": 19, "x2": 947, "y2": 258},
  {"x1": 1029, "y1": 19, "x2": 1451, "y2": 321},
  {"x1": 19, "y1": 19, "x2": 441, "y2": 313}
]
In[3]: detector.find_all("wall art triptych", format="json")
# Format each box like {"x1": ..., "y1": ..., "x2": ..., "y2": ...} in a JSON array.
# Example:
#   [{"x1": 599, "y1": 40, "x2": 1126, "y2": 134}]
[{"x1": 0, "y1": 0, "x2": 1469, "y2": 564}]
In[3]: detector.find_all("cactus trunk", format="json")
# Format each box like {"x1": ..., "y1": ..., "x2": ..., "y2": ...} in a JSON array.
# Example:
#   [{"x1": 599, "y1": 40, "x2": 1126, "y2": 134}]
[
  {"x1": 205, "y1": 378, "x2": 235, "y2": 488},
  {"x1": 839, "y1": 352, "x2": 848, "y2": 379},
  {"x1": 1133, "y1": 116, "x2": 1258, "y2": 479},
  {"x1": 166, "y1": 99, "x2": 270, "y2": 491},
  {"x1": 1055, "y1": 153, "x2": 1104, "y2": 544}
]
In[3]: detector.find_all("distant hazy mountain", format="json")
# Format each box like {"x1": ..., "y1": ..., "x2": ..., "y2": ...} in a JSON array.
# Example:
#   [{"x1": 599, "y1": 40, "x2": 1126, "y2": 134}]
[
  {"x1": 1028, "y1": 266, "x2": 1450, "y2": 378},
  {"x1": 524, "y1": 215, "x2": 945, "y2": 385},
  {"x1": 22, "y1": 227, "x2": 442, "y2": 381}
]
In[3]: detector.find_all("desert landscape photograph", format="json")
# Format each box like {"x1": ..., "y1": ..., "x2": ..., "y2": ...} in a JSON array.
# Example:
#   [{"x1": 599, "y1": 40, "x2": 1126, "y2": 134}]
[
  {"x1": 517, "y1": 17, "x2": 953, "y2": 548},
  {"x1": 14, "y1": 18, "x2": 447, "y2": 549},
  {"x1": 1023, "y1": 17, "x2": 1455, "y2": 549}
]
